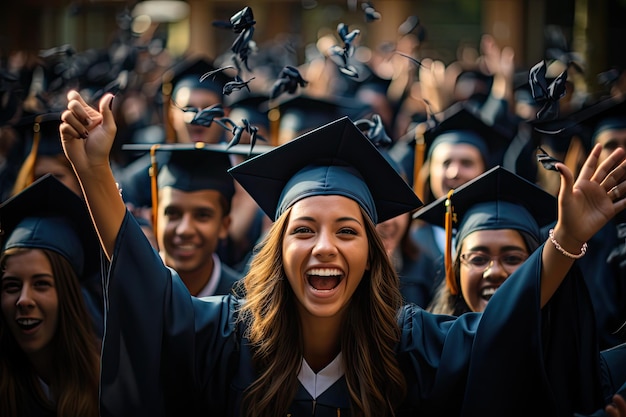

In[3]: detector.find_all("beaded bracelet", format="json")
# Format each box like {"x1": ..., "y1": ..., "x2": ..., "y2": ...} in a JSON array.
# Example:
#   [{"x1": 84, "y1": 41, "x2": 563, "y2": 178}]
[{"x1": 548, "y1": 228, "x2": 588, "y2": 259}]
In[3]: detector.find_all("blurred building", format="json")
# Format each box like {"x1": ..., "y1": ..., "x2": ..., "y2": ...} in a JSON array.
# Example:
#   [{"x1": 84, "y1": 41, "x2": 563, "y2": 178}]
[{"x1": 1, "y1": 0, "x2": 625, "y2": 96}]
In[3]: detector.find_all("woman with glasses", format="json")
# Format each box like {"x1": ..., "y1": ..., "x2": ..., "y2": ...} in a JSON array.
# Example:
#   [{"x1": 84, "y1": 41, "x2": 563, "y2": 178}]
[{"x1": 417, "y1": 166, "x2": 558, "y2": 315}]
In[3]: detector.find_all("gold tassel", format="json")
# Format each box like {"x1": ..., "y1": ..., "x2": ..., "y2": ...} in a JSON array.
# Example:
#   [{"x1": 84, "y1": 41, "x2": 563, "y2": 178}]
[
  {"x1": 444, "y1": 189, "x2": 458, "y2": 295},
  {"x1": 412, "y1": 122, "x2": 426, "y2": 199},
  {"x1": 149, "y1": 144, "x2": 160, "y2": 237}
]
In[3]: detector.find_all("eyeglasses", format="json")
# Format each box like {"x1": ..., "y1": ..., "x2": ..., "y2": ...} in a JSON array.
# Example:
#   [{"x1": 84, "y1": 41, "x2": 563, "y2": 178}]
[{"x1": 459, "y1": 250, "x2": 529, "y2": 274}]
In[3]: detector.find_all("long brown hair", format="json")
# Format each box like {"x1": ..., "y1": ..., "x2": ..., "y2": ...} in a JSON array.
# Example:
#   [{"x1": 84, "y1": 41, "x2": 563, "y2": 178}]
[
  {"x1": 0, "y1": 248, "x2": 100, "y2": 417},
  {"x1": 239, "y1": 206, "x2": 407, "y2": 417}
]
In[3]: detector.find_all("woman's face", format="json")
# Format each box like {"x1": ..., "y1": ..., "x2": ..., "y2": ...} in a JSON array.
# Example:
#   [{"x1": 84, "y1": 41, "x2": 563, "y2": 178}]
[
  {"x1": 458, "y1": 229, "x2": 528, "y2": 312},
  {"x1": 1, "y1": 249, "x2": 59, "y2": 358},
  {"x1": 282, "y1": 195, "x2": 370, "y2": 321},
  {"x1": 429, "y1": 143, "x2": 485, "y2": 199}
]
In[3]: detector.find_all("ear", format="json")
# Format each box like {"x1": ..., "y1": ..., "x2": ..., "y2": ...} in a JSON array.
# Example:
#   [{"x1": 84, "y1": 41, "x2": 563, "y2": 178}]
[{"x1": 219, "y1": 215, "x2": 231, "y2": 240}]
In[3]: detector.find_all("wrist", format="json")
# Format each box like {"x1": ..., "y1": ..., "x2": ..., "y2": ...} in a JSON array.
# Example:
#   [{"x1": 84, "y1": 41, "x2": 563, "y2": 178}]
[{"x1": 548, "y1": 227, "x2": 588, "y2": 259}]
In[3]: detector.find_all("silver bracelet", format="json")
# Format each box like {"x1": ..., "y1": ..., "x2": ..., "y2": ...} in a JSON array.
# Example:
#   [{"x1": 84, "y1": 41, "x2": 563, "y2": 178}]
[{"x1": 548, "y1": 228, "x2": 587, "y2": 259}]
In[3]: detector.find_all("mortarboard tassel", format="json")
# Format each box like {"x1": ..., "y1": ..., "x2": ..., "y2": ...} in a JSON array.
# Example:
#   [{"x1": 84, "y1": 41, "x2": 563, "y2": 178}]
[
  {"x1": 412, "y1": 122, "x2": 427, "y2": 199},
  {"x1": 444, "y1": 189, "x2": 458, "y2": 295},
  {"x1": 27, "y1": 115, "x2": 44, "y2": 186},
  {"x1": 149, "y1": 144, "x2": 161, "y2": 238},
  {"x1": 12, "y1": 114, "x2": 43, "y2": 197}
]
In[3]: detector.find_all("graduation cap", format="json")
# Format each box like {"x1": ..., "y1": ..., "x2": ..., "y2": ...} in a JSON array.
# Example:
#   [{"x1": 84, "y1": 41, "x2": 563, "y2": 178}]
[
  {"x1": 120, "y1": 142, "x2": 273, "y2": 235},
  {"x1": 413, "y1": 165, "x2": 556, "y2": 295},
  {"x1": 16, "y1": 112, "x2": 64, "y2": 157},
  {"x1": 0, "y1": 174, "x2": 101, "y2": 278},
  {"x1": 228, "y1": 116, "x2": 423, "y2": 224},
  {"x1": 422, "y1": 102, "x2": 514, "y2": 166},
  {"x1": 269, "y1": 94, "x2": 372, "y2": 145},
  {"x1": 11, "y1": 112, "x2": 67, "y2": 190},
  {"x1": 532, "y1": 96, "x2": 626, "y2": 152}
]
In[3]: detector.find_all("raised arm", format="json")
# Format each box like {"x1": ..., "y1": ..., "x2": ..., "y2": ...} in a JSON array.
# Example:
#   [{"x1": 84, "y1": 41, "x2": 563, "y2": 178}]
[
  {"x1": 59, "y1": 90, "x2": 125, "y2": 259},
  {"x1": 540, "y1": 143, "x2": 626, "y2": 306}
]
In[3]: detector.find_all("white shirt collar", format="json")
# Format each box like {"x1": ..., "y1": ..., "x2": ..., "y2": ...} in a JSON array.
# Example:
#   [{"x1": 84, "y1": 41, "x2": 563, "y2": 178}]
[
  {"x1": 297, "y1": 353, "x2": 345, "y2": 399},
  {"x1": 196, "y1": 253, "x2": 221, "y2": 298}
]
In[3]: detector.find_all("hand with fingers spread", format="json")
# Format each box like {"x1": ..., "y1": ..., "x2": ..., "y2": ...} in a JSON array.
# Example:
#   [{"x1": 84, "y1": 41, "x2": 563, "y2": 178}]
[
  {"x1": 539, "y1": 142, "x2": 626, "y2": 306},
  {"x1": 554, "y1": 143, "x2": 626, "y2": 247}
]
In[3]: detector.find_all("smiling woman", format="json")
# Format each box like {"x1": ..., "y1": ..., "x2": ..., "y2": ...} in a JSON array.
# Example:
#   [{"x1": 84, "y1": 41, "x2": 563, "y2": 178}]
[
  {"x1": 0, "y1": 175, "x2": 102, "y2": 417},
  {"x1": 417, "y1": 166, "x2": 557, "y2": 315}
]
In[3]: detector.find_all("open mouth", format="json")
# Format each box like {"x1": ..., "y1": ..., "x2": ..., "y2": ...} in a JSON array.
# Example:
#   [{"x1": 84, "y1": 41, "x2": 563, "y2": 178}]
[
  {"x1": 307, "y1": 268, "x2": 343, "y2": 291},
  {"x1": 16, "y1": 318, "x2": 42, "y2": 331},
  {"x1": 481, "y1": 286, "x2": 498, "y2": 301}
]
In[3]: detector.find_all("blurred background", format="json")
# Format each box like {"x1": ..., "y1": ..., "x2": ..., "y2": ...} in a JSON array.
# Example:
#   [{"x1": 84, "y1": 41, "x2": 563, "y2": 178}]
[{"x1": 1, "y1": 0, "x2": 624, "y2": 97}]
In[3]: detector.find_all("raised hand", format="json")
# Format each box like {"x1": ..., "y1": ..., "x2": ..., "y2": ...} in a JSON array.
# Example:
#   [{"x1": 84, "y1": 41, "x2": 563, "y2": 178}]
[
  {"x1": 606, "y1": 394, "x2": 626, "y2": 417},
  {"x1": 59, "y1": 90, "x2": 116, "y2": 174},
  {"x1": 555, "y1": 143, "x2": 626, "y2": 247},
  {"x1": 59, "y1": 90, "x2": 122, "y2": 259}
]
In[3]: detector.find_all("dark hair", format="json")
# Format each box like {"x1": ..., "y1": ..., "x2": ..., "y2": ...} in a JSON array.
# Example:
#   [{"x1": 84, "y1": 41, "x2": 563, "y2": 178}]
[{"x1": 0, "y1": 247, "x2": 100, "y2": 417}]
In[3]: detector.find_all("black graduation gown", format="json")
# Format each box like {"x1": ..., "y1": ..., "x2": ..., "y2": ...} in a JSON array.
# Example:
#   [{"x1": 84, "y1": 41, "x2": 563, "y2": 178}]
[
  {"x1": 215, "y1": 262, "x2": 242, "y2": 296},
  {"x1": 578, "y1": 221, "x2": 626, "y2": 349},
  {"x1": 574, "y1": 343, "x2": 626, "y2": 416},
  {"x1": 99, "y1": 212, "x2": 603, "y2": 417}
]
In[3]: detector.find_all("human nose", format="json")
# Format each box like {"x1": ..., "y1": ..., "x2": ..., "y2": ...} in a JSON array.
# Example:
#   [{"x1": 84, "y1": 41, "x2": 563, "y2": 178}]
[
  {"x1": 312, "y1": 229, "x2": 337, "y2": 258},
  {"x1": 482, "y1": 257, "x2": 508, "y2": 280},
  {"x1": 445, "y1": 162, "x2": 460, "y2": 179},
  {"x1": 16, "y1": 285, "x2": 35, "y2": 310},
  {"x1": 175, "y1": 213, "x2": 194, "y2": 235}
]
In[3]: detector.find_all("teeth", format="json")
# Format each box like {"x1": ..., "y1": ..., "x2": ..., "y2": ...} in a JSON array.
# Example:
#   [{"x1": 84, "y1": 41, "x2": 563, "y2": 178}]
[
  {"x1": 307, "y1": 268, "x2": 342, "y2": 277},
  {"x1": 16, "y1": 319, "x2": 41, "y2": 329},
  {"x1": 481, "y1": 287, "x2": 498, "y2": 298},
  {"x1": 176, "y1": 244, "x2": 196, "y2": 250}
]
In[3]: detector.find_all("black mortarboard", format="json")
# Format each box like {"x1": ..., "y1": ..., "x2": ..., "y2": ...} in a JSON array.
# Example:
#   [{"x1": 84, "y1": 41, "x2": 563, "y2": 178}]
[
  {"x1": 532, "y1": 96, "x2": 626, "y2": 151},
  {"x1": 0, "y1": 174, "x2": 100, "y2": 278},
  {"x1": 574, "y1": 96, "x2": 626, "y2": 143},
  {"x1": 17, "y1": 112, "x2": 64, "y2": 158},
  {"x1": 422, "y1": 102, "x2": 513, "y2": 168},
  {"x1": 162, "y1": 56, "x2": 234, "y2": 102},
  {"x1": 413, "y1": 165, "x2": 556, "y2": 294},
  {"x1": 157, "y1": 147, "x2": 236, "y2": 198},
  {"x1": 228, "y1": 116, "x2": 422, "y2": 224},
  {"x1": 120, "y1": 142, "x2": 273, "y2": 232},
  {"x1": 270, "y1": 94, "x2": 372, "y2": 144}
]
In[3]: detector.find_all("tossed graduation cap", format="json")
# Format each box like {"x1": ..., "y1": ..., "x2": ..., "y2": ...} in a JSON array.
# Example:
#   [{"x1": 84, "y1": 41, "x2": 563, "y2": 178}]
[
  {"x1": 413, "y1": 165, "x2": 556, "y2": 294},
  {"x1": 162, "y1": 56, "x2": 234, "y2": 101},
  {"x1": 121, "y1": 142, "x2": 274, "y2": 235},
  {"x1": 0, "y1": 174, "x2": 101, "y2": 278},
  {"x1": 532, "y1": 95, "x2": 626, "y2": 152},
  {"x1": 228, "y1": 116, "x2": 423, "y2": 224}
]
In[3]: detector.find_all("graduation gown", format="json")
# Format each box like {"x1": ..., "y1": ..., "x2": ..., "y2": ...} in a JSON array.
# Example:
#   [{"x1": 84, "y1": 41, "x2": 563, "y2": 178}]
[
  {"x1": 100, "y1": 211, "x2": 603, "y2": 417},
  {"x1": 578, "y1": 221, "x2": 626, "y2": 349}
]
